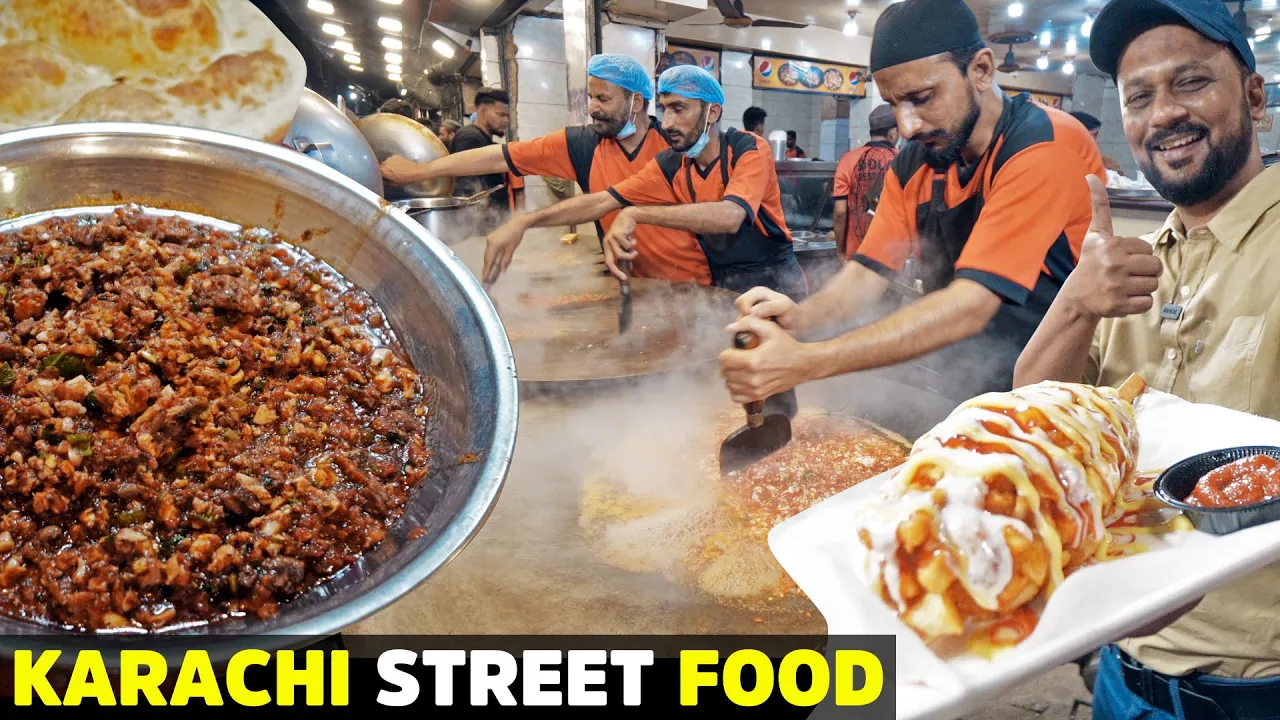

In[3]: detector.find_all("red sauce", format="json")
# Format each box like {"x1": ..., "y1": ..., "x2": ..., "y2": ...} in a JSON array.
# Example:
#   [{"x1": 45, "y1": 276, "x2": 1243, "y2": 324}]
[{"x1": 1188, "y1": 454, "x2": 1280, "y2": 508}]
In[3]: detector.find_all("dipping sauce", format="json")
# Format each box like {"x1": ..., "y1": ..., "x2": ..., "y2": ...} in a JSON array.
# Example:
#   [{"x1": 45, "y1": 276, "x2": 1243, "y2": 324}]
[{"x1": 1187, "y1": 454, "x2": 1280, "y2": 508}]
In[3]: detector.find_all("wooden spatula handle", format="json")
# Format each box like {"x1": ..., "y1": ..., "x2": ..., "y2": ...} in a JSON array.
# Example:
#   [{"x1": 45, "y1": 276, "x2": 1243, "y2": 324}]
[{"x1": 733, "y1": 331, "x2": 764, "y2": 426}]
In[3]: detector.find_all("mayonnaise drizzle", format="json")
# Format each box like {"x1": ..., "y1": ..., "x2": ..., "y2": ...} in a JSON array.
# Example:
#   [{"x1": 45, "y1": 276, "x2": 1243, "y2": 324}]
[{"x1": 851, "y1": 381, "x2": 1139, "y2": 619}]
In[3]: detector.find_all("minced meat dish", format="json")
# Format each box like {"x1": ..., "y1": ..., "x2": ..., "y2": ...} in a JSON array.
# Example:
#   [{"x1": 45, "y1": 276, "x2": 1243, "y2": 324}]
[{"x1": 0, "y1": 207, "x2": 433, "y2": 630}]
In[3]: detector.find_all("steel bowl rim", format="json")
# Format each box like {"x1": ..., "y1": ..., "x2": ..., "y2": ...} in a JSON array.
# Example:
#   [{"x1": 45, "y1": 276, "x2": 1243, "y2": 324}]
[
  {"x1": 0, "y1": 121, "x2": 520, "y2": 641},
  {"x1": 1154, "y1": 445, "x2": 1280, "y2": 515}
]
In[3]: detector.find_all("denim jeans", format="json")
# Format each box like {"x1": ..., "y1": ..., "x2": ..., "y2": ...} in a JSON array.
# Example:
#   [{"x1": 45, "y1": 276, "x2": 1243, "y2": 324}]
[{"x1": 1093, "y1": 645, "x2": 1280, "y2": 720}]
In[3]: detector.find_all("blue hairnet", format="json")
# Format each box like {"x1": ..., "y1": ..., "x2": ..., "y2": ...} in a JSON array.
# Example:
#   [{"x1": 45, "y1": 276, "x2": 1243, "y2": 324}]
[
  {"x1": 586, "y1": 54, "x2": 653, "y2": 100},
  {"x1": 656, "y1": 65, "x2": 724, "y2": 105}
]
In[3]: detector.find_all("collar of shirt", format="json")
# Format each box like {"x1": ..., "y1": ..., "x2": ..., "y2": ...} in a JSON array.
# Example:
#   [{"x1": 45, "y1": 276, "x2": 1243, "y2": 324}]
[{"x1": 1154, "y1": 163, "x2": 1280, "y2": 250}]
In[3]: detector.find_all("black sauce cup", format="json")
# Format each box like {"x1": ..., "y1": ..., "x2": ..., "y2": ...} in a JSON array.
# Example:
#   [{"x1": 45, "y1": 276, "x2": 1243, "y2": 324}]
[{"x1": 1154, "y1": 445, "x2": 1280, "y2": 536}]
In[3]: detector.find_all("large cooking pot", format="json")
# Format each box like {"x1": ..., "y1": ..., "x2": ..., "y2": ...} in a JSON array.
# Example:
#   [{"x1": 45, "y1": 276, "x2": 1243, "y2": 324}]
[
  {"x1": 284, "y1": 88, "x2": 384, "y2": 196},
  {"x1": 0, "y1": 122, "x2": 518, "y2": 662},
  {"x1": 357, "y1": 112, "x2": 454, "y2": 198},
  {"x1": 392, "y1": 185, "x2": 505, "y2": 245}
]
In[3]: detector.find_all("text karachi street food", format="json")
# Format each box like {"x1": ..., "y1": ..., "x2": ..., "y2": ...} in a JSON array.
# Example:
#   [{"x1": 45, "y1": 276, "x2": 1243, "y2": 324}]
[
  {"x1": 1188, "y1": 454, "x2": 1280, "y2": 508},
  {"x1": 0, "y1": 208, "x2": 433, "y2": 631},
  {"x1": 848, "y1": 379, "x2": 1152, "y2": 652}
]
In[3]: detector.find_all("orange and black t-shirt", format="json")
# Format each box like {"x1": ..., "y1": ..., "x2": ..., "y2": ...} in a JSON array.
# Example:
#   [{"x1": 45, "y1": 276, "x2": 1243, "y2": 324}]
[
  {"x1": 606, "y1": 129, "x2": 792, "y2": 250},
  {"x1": 832, "y1": 140, "x2": 898, "y2": 258},
  {"x1": 503, "y1": 123, "x2": 710, "y2": 285},
  {"x1": 856, "y1": 92, "x2": 1105, "y2": 393}
]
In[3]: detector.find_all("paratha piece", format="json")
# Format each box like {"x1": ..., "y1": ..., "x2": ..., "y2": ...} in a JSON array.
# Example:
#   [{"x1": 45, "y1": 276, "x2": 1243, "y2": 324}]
[{"x1": 0, "y1": 0, "x2": 305, "y2": 142}]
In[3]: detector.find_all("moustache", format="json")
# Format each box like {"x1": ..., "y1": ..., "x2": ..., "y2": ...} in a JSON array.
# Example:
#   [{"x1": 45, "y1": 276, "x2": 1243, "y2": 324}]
[
  {"x1": 909, "y1": 130, "x2": 949, "y2": 144},
  {"x1": 1145, "y1": 122, "x2": 1209, "y2": 153}
]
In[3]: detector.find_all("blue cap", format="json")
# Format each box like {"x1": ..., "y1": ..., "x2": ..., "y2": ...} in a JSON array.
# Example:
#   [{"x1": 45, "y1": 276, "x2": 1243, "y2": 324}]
[
  {"x1": 1088, "y1": 0, "x2": 1255, "y2": 77},
  {"x1": 586, "y1": 53, "x2": 654, "y2": 100},
  {"x1": 656, "y1": 65, "x2": 725, "y2": 105}
]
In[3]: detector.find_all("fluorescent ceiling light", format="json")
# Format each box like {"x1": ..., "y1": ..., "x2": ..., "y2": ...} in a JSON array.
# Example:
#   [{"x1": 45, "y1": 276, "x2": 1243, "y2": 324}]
[
  {"x1": 380, "y1": 0, "x2": 403, "y2": 4},
  {"x1": 322, "y1": 23, "x2": 344, "y2": 37},
  {"x1": 389, "y1": 73, "x2": 402, "y2": 82},
  {"x1": 432, "y1": 39, "x2": 455, "y2": 57},
  {"x1": 1007, "y1": 2, "x2": 1024, "y2": 19},
  {"x1": 387, "y1": 64, "x2": 402, "y2": 74},
  {"x1": 333, "y1": 40, "x2": 355, "y2": 54},
  {"x1": 351, "y1": 65, "x2": 363, "y2": 72},
  {"x1": 344, "y1": 53, "x2": 361, "y2": 64},
  {"x1": 386, "y1": 52, "x2": 403, "y2": 64},
  {"x1": 307, "y1": 0, "x2": 334, "y2": 14},
  {"x1": 400, "y1": 88, "x2": 408, "y2": 96},
  {"x1": 378, "y1": 17, "x2": 403, "y2": 32},
  {"x1": 383, "y1": 37, "x2": 403, "y2": 50}
]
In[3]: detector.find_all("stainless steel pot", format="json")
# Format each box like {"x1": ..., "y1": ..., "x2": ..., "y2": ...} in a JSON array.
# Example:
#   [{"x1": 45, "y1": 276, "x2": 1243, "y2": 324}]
[
  {"x1": 392, "y1": 186, "x2": 504, "y2": 245},
  {"x1": 0, "y1": 122, "x2": 518, "y2": 662},
  {"x1": 285, "y1": 88, "x2": 384, "y2": 196},
  {"x1": 356, "y1": 112, "x2": 454, "y2": 198}
]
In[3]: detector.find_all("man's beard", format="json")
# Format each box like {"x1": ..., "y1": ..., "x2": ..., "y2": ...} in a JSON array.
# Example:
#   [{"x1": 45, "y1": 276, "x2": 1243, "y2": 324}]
[
  {"x1": 589, "y1": 94, "x2": 635, "y2": 138},
  {"x1": 588, "y1": 110, "x2": 627, "y2": 137},
  {"x1": 912, "y1": 91, "x2": 981, "y2": 171},
  {"x1": 669, "y1": 105, "x2": 709, "y2": 153},
  {"x1": 1138, "y1": 103, "x2": 1254, "y2": 207}
]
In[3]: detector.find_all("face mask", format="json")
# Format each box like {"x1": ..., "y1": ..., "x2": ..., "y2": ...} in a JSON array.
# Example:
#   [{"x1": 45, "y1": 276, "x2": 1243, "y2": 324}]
[
  {"x1": 615, "y1": 94, "x2": 641, "y2": 139},
  {"x1": 681, "y1": 104, "x2": 718, "y2": 159}
]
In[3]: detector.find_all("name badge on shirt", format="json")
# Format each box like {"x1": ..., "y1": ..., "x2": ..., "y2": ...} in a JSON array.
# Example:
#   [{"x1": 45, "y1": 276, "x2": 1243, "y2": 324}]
[{"x1": 1160, "y1": 303, "x2": 1183, "y2": 320}]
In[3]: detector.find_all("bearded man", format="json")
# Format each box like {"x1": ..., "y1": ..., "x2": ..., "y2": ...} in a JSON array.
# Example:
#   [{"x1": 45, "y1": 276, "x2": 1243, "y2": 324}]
[{"x1": 716, "y1": 0, "x2": 1106, "y2": 405}]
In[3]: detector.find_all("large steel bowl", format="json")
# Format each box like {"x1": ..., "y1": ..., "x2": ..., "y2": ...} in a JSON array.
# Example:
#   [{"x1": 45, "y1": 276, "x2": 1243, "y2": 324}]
[
  {"x1": 0, "y1": 122, "x2": 518, "y2": 662},
  {"x1": 285, "y1": 88, "x2": 385, "y2": 196},
  {"x1": 356, "y1": 112, "x2": 454, "y2": 198}
]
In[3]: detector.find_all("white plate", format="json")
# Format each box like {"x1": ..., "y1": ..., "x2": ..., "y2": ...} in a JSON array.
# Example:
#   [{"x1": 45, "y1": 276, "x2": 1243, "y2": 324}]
[{"x1": 769, "y1": 389, "x2": 1280, "y2": 720}]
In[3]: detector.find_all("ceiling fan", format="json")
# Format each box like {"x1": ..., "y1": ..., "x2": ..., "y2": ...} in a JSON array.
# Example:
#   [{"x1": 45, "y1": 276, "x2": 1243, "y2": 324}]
[
  {"x1": 1230, "y1": 0, "x2": 1252, "y2": 35},
  {"x1": 683, "y1": 0, "x2": 808, "y2": 29},
  {"x1": 988, "y1": 30, "x2": 1036, "y2": 73}
]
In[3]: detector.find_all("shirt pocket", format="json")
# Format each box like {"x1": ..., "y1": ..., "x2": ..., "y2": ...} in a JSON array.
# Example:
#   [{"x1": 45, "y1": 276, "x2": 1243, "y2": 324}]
[{"x1": 1189, "y1": 315, "x2": 1265, "y2": 412}]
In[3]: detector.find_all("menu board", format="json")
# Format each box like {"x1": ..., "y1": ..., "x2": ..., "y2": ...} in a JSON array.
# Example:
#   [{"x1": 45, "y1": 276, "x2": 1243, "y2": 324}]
[
  {"x1": 752, "y1": 55, "x2": 869, "y2": 97},
  {"x1": 658, "y1": 44, "x2": 720, "y2": 81},
  {"x1": 1028, "y1": 92, "x2": 1065, "y2": 109}
]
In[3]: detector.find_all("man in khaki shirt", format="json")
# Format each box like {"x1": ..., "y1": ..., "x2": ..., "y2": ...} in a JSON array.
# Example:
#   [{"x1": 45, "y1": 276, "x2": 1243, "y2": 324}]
[{"x1": 1014, "y1": 0, "x2": 1280, "y2": 716}]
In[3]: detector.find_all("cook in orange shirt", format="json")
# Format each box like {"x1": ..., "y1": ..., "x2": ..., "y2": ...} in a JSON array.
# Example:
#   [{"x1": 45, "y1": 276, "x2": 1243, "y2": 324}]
[
  {"x1": 481, "y1": 65, "x2": 807, "y2": 300},
  {"x1": 719, "y1": 0, "x2": 1106, "y2": 405},
  {"x1": 380, "y1": 54, "x2": 707, "y2": 286}
]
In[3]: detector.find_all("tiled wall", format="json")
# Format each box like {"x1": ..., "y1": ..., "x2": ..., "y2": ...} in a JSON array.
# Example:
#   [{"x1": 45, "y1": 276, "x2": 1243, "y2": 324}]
[
  {"x1": 749, "y1": 90, "x2": 825, "y2": 158},
  {"x1": 718, "y1": 50, "x2": 756, "y2": 138},
  {"x1": 601, "y1": 21, "x2": 657, "y2": 116},
  {"x1": 511, "y1": 15, "x2": 570, "y2": 210}
]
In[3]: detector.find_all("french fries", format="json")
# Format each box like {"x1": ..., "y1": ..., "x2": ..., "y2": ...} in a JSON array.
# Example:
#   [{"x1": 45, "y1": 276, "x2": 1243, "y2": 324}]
[{"x1": 850, "y1": 380, "x2": 1144, "y2": 647}]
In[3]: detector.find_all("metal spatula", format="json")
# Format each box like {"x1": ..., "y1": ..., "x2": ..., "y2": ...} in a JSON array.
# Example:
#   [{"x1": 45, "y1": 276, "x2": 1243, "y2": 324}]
[
  {"x1": 617, "y1": 259, "x2": 633, "y2": 333},
  {"x1": 718, "y1": 329, "x2": 795, "y2": 476}
]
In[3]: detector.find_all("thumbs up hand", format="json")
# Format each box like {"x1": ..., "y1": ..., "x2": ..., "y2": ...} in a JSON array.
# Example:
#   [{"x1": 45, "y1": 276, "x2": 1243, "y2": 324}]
[{"x1": 1064, "y1": 175, "x2": 1164, "y2": 319}]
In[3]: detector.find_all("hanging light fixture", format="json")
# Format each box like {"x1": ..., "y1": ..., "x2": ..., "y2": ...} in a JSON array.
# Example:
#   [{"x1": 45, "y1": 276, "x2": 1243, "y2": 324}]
[
  {"x1": 1082, "y1": 14, "x2": 1094, "y2": 37},
  {"x1": 1066, "y1": 35, "x2": 1078, "y2": 55},
  {"x1": 1008, "y1": 1, "x2": 1024, "y2": 18},
  {"x1": 1040, "y1": 28, "x2": 1052, "y2": 47},
  {"x1": 844, "y1": 11, "x2": 858, "y2": 36},
  {"x1": 1037, "y1": 52, "x2": 1049, "y2": 70},
  {"x1": 1062, "y1": 59, "x2": 1075, "y2": 74}
]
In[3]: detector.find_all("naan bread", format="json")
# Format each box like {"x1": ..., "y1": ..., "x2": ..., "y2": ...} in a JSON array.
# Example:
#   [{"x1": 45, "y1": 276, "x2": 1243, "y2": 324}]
[{"x1": 0, "y1": 0, "x2": 306, "y2": 142}]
